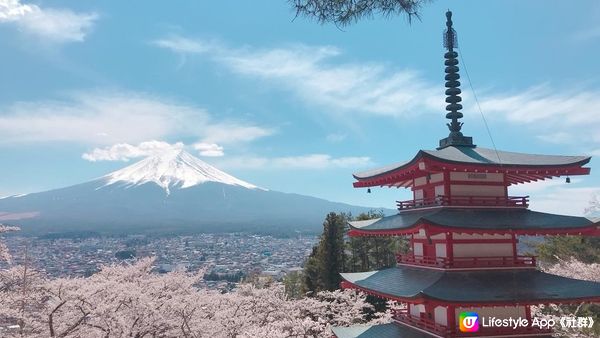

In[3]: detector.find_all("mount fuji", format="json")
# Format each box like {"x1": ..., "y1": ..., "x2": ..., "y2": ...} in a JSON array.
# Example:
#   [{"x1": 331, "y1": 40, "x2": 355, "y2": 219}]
[
  {"x1": 0, "y1": 150, "x2": 385, "y2": 235},
  {"x1": 103, "y1": 150, "x2": 262, "y2": 194}
]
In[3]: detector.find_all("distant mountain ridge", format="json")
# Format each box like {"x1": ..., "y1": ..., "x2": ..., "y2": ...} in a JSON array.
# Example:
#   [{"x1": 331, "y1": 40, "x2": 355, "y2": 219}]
[{"x1": 0, "y1": 151, "x2": 389, "y2": 235}]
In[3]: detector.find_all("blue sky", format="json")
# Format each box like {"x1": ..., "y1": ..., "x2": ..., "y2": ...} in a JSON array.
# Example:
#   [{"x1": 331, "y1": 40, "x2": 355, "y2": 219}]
[{"x1": 1, "y1": 0, "x2": 600, "y2": 215}]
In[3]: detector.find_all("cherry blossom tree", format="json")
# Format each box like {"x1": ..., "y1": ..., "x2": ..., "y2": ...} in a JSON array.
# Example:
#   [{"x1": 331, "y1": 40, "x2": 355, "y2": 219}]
[
  {"x1": 544, "y1": 258, "x2": 600, "y2": 283},
  {"x1": 585, "y1": 193, "x2": 600, "y2": 217},
  {"x1": 0, "y1": 257, "x2": 390, "y2": 337},
  {"x1": 0, "y1": 225, "x2": 19, "y2": 263},
  {"x1": 0, "y1": 221, "x2": 392, "y2": 337},
  {"x1": 532, "y1": 258, "x2": 600, "y2": 338}
]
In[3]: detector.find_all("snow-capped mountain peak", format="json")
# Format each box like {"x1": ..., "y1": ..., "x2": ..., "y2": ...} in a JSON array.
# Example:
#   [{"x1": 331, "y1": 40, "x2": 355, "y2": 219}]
[{"x1": 103, "y1": 150, "x2": 260, "y2": 193}]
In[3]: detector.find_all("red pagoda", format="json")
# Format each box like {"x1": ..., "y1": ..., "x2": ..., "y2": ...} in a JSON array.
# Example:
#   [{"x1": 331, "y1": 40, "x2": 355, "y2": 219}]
[{"x1": 332, "y1": 11, "x2": 600, "y2": 338}]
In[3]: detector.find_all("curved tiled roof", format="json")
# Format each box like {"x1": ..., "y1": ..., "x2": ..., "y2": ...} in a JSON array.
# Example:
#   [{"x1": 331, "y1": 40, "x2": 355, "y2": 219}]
[
  {"x1": 341, "y1": 266, "x2": 600, "y2": 303},
  {"x1": 353, "y1": 146, "x2": 590, "y2": 180},
  {"x1": 348, "y1": 208, "x2": 596, "y2": 234},
  {"x1": 332, "y1": 323, "x2": 434, "y2": 338}
]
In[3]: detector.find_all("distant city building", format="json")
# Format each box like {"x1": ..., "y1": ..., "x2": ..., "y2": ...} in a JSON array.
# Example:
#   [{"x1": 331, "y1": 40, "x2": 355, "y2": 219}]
[{"x1": 0, "y1": 233, "x2": 316, "y2": 292}]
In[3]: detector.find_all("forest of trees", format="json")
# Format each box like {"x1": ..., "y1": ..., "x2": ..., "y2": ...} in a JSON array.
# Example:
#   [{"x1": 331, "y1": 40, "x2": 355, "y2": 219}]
[{"x1": 299, "y1": 211, "x2": 407, "y2": 295}]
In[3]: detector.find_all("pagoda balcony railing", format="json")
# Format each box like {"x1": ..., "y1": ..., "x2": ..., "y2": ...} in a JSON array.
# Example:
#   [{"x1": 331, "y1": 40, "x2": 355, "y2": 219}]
[
  {"x1": 396, "y1": 195, "x2": 529, "y2": 211},
  {"x1": 396, "y1": 253, "x2": 537, "y2": 269},
  {"x1": 394, "y1": 310, "x2": 553, "y2": 337},
  {"x1": 394, "y1": 310, "x2": 451, "y2": 336},
  {"x1": 454, "y1": 325, "x2": 553, "y2": 337}
]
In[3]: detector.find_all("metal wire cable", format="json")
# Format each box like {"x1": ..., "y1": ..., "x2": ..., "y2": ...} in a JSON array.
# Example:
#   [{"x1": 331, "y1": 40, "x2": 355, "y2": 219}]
[{"x1": 457, "y1": 43, "x2": 503, "y2": 166}]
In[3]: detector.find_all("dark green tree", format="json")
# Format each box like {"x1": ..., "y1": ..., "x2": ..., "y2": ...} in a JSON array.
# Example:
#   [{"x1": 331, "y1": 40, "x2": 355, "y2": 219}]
[
  {"x1": 302, "y1": 246, "x2": 321, "y2": 293},
  {"x1": 319, "y1": 212, "x2": 348, "y2": 290},
  {"x1": 538, "y1": 194, "x2": 600, "y2": 263},
  {"x1": 114, "y1": 250, "x2": 136, "y2": 260},
  {"x1": 303, "y1": 212, "x2": 349, "y2": 292},
  {"x1": 303, "y1": 210, "x2": 409, "y2": 294},
  {"x1": 283, "y1": 270, "x2": 305, "y2": 299},
  {"x1": 537, "y1": 236, "x2": 600, "y2": 264},
  {"x1": 347, "y1": 211, "x2": 409, "y2": 272},
  {"x1": 290, "y1": 0, "x2": 431, "y2": 27}
]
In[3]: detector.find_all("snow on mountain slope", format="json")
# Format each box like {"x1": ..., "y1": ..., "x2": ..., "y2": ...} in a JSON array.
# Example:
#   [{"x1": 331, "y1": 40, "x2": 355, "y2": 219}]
[{"x1": 103, "y1": 150, "x2": 261, "y2": 194}]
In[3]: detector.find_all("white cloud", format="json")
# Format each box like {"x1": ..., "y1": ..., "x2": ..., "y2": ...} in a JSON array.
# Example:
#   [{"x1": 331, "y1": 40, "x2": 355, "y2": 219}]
[
  {"x1": 0, "y1": 0, "x2": 98, "y2": 43},
  {"x1": 0, "y1": 92, "x2": 200, "y2": 144},
  {"x1": 509, "y1": 179, "x2": 597, "y2": 216},
  {"x1": 479, "y1": 85, "x2": 600, "y2": 149},
  {"x1": 530, "y1": 186, "x2": 600, "y2": 217},
  {"x1": 153, "y1": 35, "x2": 442, "y2": 117},
  {"x1": 83, "y1": 141, "x2": 371, "y2": 172},
  {"x1": 510, "y1": 178, "x2": 582, "y2": 194},
  {"x1": 0, "y1": 91, "x2": 273, "y2": 146},
  {"x1": 153, "y1": 35, "x2": 600, "y2": 153},
  {"x1": 215, "y1": 154, "x2": 372, "y2": 170},
  {"x1": 326, "y1": 133, "x2": 347, "y2": 142},
  {"x1": 480, "y1": 86, "x2": 600, "y2": 126},
  {"x1": 82, "y1": 141, "x2": 184, "y2": 162},
  {"x1": 572, "y1": 26, "x2": 600, "y2": 42},
  {"x1": 193, "y1": 142, "x2": 224, "y2": 157},
  {"x1": 273, "y1": 154, "x2": 371, "y2": 169},
  {"x1": 536, "y1": 131, "x2": 573, "y2": 144},
  {"x1": 151, "y1": 35, "x2": 210, "y2": 54},
  {"x1": 202, "y1": 124, "x2": 275, "y2": 144}
]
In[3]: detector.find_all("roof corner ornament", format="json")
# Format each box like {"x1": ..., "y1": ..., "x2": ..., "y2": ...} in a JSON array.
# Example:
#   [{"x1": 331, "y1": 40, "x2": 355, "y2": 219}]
[{"x1": 438, "y1": 10, "x2": 475, "y2": 150}]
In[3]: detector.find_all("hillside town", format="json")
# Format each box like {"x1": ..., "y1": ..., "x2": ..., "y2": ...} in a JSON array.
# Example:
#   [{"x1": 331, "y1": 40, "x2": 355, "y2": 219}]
[{"x1": 0, "y1": 233, "x2": 316, "y2": 290}]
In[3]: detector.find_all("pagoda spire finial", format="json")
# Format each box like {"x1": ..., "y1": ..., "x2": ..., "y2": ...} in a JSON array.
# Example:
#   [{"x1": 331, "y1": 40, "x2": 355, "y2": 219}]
[{"x1": 438, "y1": 10, "x2": 475, "y2": 149}]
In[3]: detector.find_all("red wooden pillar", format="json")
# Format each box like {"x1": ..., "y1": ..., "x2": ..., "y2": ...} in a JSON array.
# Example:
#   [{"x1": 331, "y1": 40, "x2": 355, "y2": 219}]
[
  {"x1": 525, "y1": 304, "x2": 532, "y2": 322},
  {"x1": 443, "y1": 171, "x2": 451, "y2": 199},
  {"x1": 423, "y1": 302, "x2": 434, "y2": 321},
  {"x1": 447, "y1": 232, "x2": 454, "y2": 263},
  {"x1": 446, "y1": 304, "x2": 456, "y2": 333},
  {"x1": 511, "y1": 232, "x2": 518, "y2": 261},
  {"x1": 503, "y1": 172, "x2": 509, "y2": 198}
]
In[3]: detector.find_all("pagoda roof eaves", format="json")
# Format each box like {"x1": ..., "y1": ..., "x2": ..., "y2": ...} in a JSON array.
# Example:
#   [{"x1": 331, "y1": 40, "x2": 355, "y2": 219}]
[
  {"x1": 347, "y1": 208, "x2": 600, "y2": 236},
  {"x1": 340, "y1": 266, "x2": 600, "y2": 305},
  {"x1": 353, "y1": 146, "x2": 591, "y2": 183},
  {"x1": 332, "y1": 323, "x2": 434, "y2": 338}
]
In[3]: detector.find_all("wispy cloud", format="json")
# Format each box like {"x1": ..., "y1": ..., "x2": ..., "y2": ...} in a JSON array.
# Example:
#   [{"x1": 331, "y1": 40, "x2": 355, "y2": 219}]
[
  {"x1": 201, "y1": 124, "x2": 274, "y2": 145},
  {"x1": 481, "y1": 85, "x2": 600, "y2": 125},
  {"x1": 0, "y1": 0, "x2": 98, "y2": 43},
  {"x1": 529, "y1": 186, "x2": 600, "y2": 217},
  {"x1": 152, "y1": 35, "x2": 442, "y2": 117},
  {"x1": 151, "y1": 35, "x2": 209, "y2": 54},
  {"x1": 572, "y1": 26, "x2": 600, "y2": 42},
  {"x1": 0, "y1": 92, "x2": 199, "y2": 144},
  {"x1": 151, "y1": 35, "x2": 600, "y2": 156},
  {"x1": 479, "y1": 85, "x2": 600, "y2": 149},
  {"x1": 215, "y1": 154, "x2": 372, "y2": 170},
  {"x1": 326, "y1": 133, "x2": 347, "y2": 142},
  {"x1": 510, "y1": 179, "x2": 597, "y2": 216},
  {"x1": 536, "y1": 132, "x2": 574, "y2": 145},
  {"x1": 0, "y1": 91, "x2": 274, "y2": 146},
  {"x1": 82, "y1": 141, "x2": 371, "y2": 171}
]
